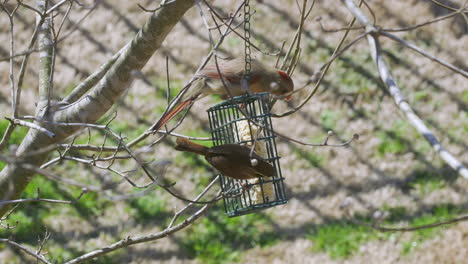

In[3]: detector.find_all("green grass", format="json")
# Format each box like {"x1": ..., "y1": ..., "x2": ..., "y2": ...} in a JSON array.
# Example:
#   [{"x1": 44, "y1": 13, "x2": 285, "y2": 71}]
[
  {"x1": 0, "y1": 174, "x2": 118, "y2": 262},
  {"x1": 290, "y1": 143, "x2": 326, "y2": 168},
  {"x1": 129, "y1": 195, "x2": 172, "y2": 225},
  {"x1": 107, "y1": 121, "x2": 147, "y2": 140},
  {"x1": 149, "y1": 77, "x2": 183, "y2": 115},
  {"x1": 153, "y1": 78, "x2": 184, "y2": 102},
  {"x1": 183, "y1": 128, "x2": 213, "y2": 147},
  {"x1": 46, "y1": 244, "x2": 121, "y2": 264},
  {"x1": 404, "y1": 168, "x2": 456, "y2": 195},
  {"x1": 461, "y1": 90, "x2": 468, "y2": 104},
  {"x1": 0, "y1": 119, "x2": 29, "y2": 146},
  {"x1": 376, "y1": 120, "x2": 411, "y2": 156},
  {"x1": 0, "y1": 176, "x2": 65, "y2": 241},
  {"x1": 400, "y1": 204, "x2": 461, "y2": 255},
  {"x1": 183, "y1": 209, "x2": 278, "y2": 264},
  {"x1": 0, "y1": 119, "x2": 29, "y2": 170},
  {"x1": 308, "y1": 220, "x2": 380, "y2": 258},
  {"x1": 319, "y1": 110, "x2": 340, "y2": 130},
  {"x1": 412, "y1": 90, "x2": 431, "y2": 103},
  {"x1": 308, "y1": 204, "x2": 464, "y2": 259},
  {"x1": 0, "y1": 210, "x2": 41, "y2": 240},
  {"x1": 47, "y1": 245, "x2": 80, "y2": 263},
  {"x1": 226, "y1": 37, "x2": 242, "y2": 49},
  {"x1": 300, "y1": 149, "x2": 325, "y2": 167},
  {"x1": 0, "y1": 175, "x2": 111, "y2": 239}
]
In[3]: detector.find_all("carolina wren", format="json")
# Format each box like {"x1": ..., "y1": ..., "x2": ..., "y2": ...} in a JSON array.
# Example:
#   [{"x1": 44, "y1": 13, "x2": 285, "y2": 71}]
[{"x1": 174, "y1": 137, "x2": 275, "y2": 180}]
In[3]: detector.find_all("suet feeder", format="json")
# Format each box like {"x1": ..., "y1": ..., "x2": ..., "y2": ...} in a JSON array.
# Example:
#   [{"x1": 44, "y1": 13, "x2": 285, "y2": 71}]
[{"x1": 207, "y1": 92, "x2": 287, "y2": 217}]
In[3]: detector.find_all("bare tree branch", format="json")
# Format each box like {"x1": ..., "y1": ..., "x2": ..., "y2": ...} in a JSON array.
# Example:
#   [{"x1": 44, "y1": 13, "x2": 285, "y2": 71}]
[
  {"x1": 36, "y1": 0, "x2": 54, "y2": 109},
  {"x1": 381, "y1": 31, "x2": 467, "y2": 78},
  {"x1": 0, "y1": 238, "x2": 51, "y2": 264},
  {"x1": 341, "y1": 200, "x2": 468, "y2": 232},
  {"x1": 0, "y1": 187, "x2": 87, "y2": 206},
  {"x1": 5, "y1": 118, "x2": 55, "y2": 138},
  {"x1": 61, "y1": 49, "x2": 122, "y2": 104},
  {"x1": 64, "y1": 191, "x2": 219, "y2": 264},
  {"x1": 273, "y1": 0, "x2": 365, "y2": 117},
  {"x1": 341, "y1": 0, "x2": 468, "y2": 179},
  {"x1": 0, "y1": 0, "x2": 196, "y2": 217},
  {"x1": 0, "y1": 123, "x2": 16, "y2": 151},
  {"x1": 382, "y1": 6, "x2": 467, "y2": 32}
]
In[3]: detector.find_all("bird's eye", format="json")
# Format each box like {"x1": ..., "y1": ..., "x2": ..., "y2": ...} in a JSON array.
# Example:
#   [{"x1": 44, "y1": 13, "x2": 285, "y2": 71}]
[{"x1": 270, "y1": 82, "x2": 279, "y2": 91}]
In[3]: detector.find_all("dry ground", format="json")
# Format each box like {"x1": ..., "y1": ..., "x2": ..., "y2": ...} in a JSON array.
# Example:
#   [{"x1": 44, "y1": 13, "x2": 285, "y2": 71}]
[{"x1": 0, "y1": 0, "x2": 467, "y2": 263}]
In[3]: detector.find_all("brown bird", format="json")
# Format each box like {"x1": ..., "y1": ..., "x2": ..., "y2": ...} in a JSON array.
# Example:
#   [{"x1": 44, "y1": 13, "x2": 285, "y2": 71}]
[
  {"x1": 174, "y1": 137, "x2": 275, "y2": 180},
  {"x1": 152, "y1": 58, "x2": 294, "y2": 131}
]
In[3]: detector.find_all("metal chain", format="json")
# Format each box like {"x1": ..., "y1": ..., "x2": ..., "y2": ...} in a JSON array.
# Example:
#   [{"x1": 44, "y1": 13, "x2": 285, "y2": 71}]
[{"x1": 244, "y1": 0, "x2": 252, "y2": 79}]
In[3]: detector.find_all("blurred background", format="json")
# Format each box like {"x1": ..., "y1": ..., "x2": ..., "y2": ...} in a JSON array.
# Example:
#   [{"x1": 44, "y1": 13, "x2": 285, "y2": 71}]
[{"x1": 0, "y1": 0, "x2": 467, "y2": 263}]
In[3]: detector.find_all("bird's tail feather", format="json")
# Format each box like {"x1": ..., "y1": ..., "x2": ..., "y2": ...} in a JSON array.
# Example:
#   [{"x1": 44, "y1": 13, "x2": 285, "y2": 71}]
[
  {"x1": 151, "y1": 78, "x2": 208, "y2": 132},
  {"x1": 174, "y1": 138, "x2": 209, "y2": 156},
  {"x1": 151, "y1": 99, "x2": 193, "y2": 132}
]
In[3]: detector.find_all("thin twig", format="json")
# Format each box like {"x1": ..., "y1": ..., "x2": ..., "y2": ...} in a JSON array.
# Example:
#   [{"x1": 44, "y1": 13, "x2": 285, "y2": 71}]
[
  {"x1": 341, "y1": 0, "x2": 468, "y2": 179},
  {"x1": 204, "y1": 1, "x2": 281, "y2": 56},
  {"x1": 1, "y1": 3, "x2": 18, "y2": 118},
  {"x1": 61, "y1": 47, "x2": 123, "y2": 104},
  {"x1": 137, "y1": 0, "x2": 177, "y2": 13},
  {"x1": 0, "y1": 198, "x2": 72, "y2": 206},
  {"x1": 380, "y1": 31, "x2": 467, "y2": 78},
  {"x1": 36, "y1": 229, "x2": 51, "y2": 256},
  {"x1": 15, "y1": 15, "x2": 44, "y2": 114},
  {"x1": 149, "y1": 0, "x2": 245, "y2": 135},
  {"x1": 64, "y1": 190, "x2": 220, "y2": 264},
  {"x1": 5, "y1": 118, "x2": 55, "y2": 138},
  {"x1": 343, "y1": 207, "x2": 468, "y2": 232},
  {"x1": 0, "y1": 238, "x2": 51, "y2": 264},
  {"x1": 273, "y1": 1, "x2": 365, "y2": 117},
  {"x1": 168, "y1": 175, "x2": 219, "y2": 228},
  {"x1": 0, "y1": 186, "x2": 87, "y2": 206},
  {"x1": 0, "y1": 123, "x2": 16, "y2": 150},
  {"x1": 430, "y1": 0, "x2": 468, "y2": 12},
  {"x1": 382, "y1": 7, "x2": 466, "y2": 32},
  {"x1": 46, "y1": 0, "x2": 69, "y2": 15}
]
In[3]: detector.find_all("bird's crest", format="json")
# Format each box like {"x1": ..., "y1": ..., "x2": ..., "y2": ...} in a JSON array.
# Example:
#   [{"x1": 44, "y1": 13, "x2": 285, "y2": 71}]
[{"x1": 277, "y1": 70, "x2": 291, "y2": 82}]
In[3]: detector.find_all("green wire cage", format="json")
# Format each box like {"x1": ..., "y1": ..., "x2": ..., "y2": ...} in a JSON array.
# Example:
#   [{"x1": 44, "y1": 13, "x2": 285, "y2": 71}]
[{"x1": 207, "y1": 92, "x2": 287, "y2": 217}]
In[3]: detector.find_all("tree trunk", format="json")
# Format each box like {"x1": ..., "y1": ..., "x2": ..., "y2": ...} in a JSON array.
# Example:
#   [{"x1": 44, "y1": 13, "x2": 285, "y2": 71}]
[{"x1": 0, "y1": 0, "x2": 195, "y2": 217}]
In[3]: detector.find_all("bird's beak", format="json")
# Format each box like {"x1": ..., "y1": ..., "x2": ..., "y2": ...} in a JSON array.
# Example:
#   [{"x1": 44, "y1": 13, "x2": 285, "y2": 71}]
[{"x1": 285, "y1": 95, "x2": 292, "y2": 101}]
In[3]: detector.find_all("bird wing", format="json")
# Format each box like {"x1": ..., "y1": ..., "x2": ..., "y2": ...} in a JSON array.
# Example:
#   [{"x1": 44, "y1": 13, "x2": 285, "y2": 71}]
[
  {"x1": 196, "y1": 58, "x2": 247, "y2": 84},
  {"x1": 207, "y1": 145, "x2": 275, "y2": 179},
  {"x1": 237, "y1": 165, "x2": 265, "y2": 179},
  {"x1": 197, "y1": 66, "x2": 242, "y2": 84},
  {"x1": 208, "y1": 145, "x2": 271, "y2": 165},
  {"x1": 208, "y1": 144, "x2": 249, "y2": 155},
  {"x1": 208, "y1": 155, "x2": 262, "y2": 179}
]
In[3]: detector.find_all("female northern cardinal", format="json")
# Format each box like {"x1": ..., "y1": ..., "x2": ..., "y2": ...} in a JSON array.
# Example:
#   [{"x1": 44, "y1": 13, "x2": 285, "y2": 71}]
[
  {"x1": 152, "y1": 58, "x2": 294, "y2": 131},
  {"x1": 174, "y1": 137, "x2": 275, "y2": 180}
]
